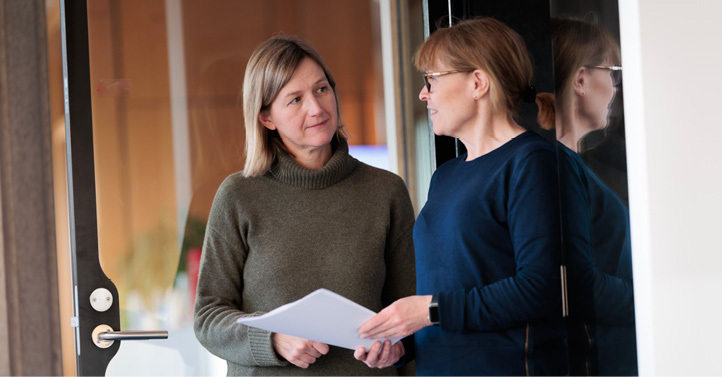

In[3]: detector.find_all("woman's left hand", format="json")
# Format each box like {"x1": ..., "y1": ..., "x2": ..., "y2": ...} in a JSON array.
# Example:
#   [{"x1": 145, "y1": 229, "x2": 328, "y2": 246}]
[
  {"x1": 359, "y1": 295, "x2": 432, "y2": 340},
  {"x1": 354, "y1": 339, "x2": 405, "y2": 368}
]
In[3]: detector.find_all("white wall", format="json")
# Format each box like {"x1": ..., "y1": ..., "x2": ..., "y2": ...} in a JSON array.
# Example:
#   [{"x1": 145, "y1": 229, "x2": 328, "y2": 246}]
[{"x1": 620, "y1": 0, "x2": 722, "y2": 375}]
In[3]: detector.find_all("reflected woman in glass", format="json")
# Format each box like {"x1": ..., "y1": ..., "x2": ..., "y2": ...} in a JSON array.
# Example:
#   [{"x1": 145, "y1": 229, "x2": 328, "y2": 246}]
[
  {"x1": 544, "y1": 16, "x2": 637, "y2": 376},
  {"x1": 193, "y1": 36, "x2": 416, "y2": 375},
  {"x1": 358, "y1": 18, "x2": 567, "y2": 375}
]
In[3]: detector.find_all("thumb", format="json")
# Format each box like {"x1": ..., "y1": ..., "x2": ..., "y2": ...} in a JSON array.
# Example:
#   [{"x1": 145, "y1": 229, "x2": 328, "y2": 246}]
[{"x1": 354, "y1": 346, "x2": 367, "y2": 360}]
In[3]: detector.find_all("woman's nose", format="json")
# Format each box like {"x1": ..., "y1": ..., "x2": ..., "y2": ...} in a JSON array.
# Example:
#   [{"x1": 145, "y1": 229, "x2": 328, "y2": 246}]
[
  {"x1": 306, "y1": 96, "x2": 323, "y2": 115},
  {"x1": 419, "y1": 85, "x2": 429, "y2": 101}
]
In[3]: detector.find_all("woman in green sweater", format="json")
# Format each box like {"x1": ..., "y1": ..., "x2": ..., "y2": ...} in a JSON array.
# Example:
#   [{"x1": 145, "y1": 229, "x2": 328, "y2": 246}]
[{"x1": 193, "y1": 35, "x2": 416, "y2": 376}]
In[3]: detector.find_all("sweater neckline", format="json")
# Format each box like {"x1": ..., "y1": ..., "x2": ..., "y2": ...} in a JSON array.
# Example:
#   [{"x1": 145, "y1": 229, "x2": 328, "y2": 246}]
[
  {"x1": 459, "y1": 130, "x2": 534, "y2": 165},
  {"x1": 268, "y1": 138, "x2": 357, "y2": 189}
]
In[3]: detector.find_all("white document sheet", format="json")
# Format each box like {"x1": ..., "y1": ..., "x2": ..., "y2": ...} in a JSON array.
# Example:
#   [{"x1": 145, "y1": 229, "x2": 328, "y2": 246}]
[{"x1": 236, "y1": 288, "x2": 402, "y2": 351}]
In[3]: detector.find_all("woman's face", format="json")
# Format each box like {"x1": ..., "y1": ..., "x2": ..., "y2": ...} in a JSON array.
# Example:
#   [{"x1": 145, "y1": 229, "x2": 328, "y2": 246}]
[
  {"x1": 418, "y1": 62, "x2": 476, "y2": 138},
  {"x1": 581, "y1": 63, "x2": 618, "y2": 131},
  {"x1": 259, "y1": 57, "x2": 338, "y2": 157}
]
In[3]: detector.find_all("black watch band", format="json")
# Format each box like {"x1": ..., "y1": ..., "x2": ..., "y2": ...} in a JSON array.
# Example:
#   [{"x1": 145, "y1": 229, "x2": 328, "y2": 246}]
[{"x1": 428, "y1": 294, "x2": 440, "y2": 326}]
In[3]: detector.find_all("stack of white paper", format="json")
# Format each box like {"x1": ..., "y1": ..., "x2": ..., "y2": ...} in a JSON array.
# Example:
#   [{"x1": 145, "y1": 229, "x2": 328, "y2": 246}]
[{"x1": 236, "y1": 288, "x2": 402, "y2": 351}]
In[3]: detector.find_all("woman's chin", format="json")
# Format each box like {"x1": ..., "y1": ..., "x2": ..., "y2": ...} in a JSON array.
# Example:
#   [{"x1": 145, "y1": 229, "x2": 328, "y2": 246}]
[
  {"x1": 431, "y1": 123, "x2": 448, "y2": 137},
  {"x1": 309, "y1": 133, "x2": 336, "y2": 149}
]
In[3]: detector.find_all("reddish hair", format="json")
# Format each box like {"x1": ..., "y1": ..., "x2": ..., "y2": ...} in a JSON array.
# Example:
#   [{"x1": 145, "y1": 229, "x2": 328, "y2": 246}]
[{"x1": 414, "y1": 17, "x2": 535, "y2": 117}]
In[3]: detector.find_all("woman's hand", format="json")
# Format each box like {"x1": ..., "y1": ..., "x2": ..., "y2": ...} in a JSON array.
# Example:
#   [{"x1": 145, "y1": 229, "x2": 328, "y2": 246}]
[
  {"x1": 271, "y1": 333, "x2": 329, "y2": 368},
  {"x1": 359, "y1": 295, "x2": 432, "y2": 340},
  {"x1": 354, "y1": 339, "x2": 405, "y2": 368}
]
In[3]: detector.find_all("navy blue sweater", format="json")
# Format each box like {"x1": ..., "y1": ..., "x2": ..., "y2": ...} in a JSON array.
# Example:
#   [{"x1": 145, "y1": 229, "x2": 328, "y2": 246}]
[
  {"x1": 414, "y1": 131, "x2": 567, "y2": 376},
  {"x1": 558, "y1": 144, "x2": 637, "y2": 376}
]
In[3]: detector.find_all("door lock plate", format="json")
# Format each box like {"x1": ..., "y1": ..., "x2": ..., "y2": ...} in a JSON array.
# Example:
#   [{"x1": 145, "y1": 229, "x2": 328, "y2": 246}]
[
  {"x1": 92, "y1": 324, "x2": 114, "y2": 349},
  {"x1": 89, "y1": 288, "x2": 113, "y2": 312}
]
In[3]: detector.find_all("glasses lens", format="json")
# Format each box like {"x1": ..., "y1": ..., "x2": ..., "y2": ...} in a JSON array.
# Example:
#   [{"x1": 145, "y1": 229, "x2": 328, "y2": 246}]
[
  {"x1": 424, "y1": 76, "x2": 431, "y2": 92},
  {"x1": 611, "y1": 70, "x2": 622, "y2": 86}
]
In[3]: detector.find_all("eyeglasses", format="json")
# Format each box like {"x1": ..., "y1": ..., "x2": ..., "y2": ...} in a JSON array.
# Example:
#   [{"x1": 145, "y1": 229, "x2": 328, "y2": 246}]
[
  {"x1": 586, "y1": 65, "x2": 623, "y2": 86},
  {"x1": 423, "y1": 70, "x2": 473, "y2": 92}
]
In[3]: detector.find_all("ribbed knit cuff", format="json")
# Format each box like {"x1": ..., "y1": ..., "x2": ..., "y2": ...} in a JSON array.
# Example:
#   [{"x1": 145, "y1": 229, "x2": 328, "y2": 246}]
[
  {"x1": 438, "y1": 290, "x2": 465, "y2": 332},
  {"x1": 247, "y1": 326, "x2": 288, "y2": 367}
]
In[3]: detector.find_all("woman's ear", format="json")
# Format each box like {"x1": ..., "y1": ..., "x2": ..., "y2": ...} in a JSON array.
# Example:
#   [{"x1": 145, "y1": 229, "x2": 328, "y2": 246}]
[
  {"x1": 258, "y1": 110, "x2": 276, "y2": 130},
  {"x1": 472, "y1": 69, "x2": 490, "y2": 100},
  {"x1": 573, "y1": 67, "x2": 587, "y2": 96}
]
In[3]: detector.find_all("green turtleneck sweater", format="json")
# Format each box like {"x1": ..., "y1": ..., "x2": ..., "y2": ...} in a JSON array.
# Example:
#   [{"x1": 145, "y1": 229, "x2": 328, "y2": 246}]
[{"x1": 193, "y1": 140, "x2": 416, "y2": 376}]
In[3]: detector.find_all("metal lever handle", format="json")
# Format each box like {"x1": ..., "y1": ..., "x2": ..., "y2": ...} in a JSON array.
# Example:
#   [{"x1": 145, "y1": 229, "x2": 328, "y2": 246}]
[
  {"x1": 92, "y1": 324, "x2": 167, "y2": 348},
  {"x1": 98, "y1": 330, "x2": 168, "y2": 341}
]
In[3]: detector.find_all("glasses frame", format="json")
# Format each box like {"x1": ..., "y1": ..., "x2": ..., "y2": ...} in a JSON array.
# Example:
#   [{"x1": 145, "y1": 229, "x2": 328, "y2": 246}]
[
  {"x1": 586, "y1": 65, "x2": 622, "y2": 71},
  {"x1": 423, "y1": 70, "x2": 473, "y2": 92},
  {"x1": 585, "y1": 65, "x2": 623, "y2": 85}
]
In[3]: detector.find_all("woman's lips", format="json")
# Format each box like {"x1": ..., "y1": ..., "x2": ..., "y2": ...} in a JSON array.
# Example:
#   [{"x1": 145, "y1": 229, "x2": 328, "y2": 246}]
[{"x1": 307, "y1": 119, "x2": 328, "y2": 128}]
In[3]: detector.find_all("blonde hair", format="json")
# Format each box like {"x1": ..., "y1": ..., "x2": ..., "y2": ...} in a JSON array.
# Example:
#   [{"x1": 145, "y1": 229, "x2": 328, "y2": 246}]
[
  {"x1": 413, "y1": 17, "x2": 535, "y2": 117},
  {"x1": 537, "y1": 16, "x2": 622, "y2": 129},
  {"x1": 241, "y1": 35, "x2": 348, "y2": 177}
]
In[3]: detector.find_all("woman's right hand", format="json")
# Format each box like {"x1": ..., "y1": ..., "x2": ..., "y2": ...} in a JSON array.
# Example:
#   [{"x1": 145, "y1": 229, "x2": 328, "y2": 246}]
[
  {"x1": 271, "y1": 333, "x2": 329, "y2": 368},
  {"x1": 359, "y1": 295, "x2": 432, "y2": 340},
  {"x1": 354, "y1": 339, "x2": 405, "y2": 368}
]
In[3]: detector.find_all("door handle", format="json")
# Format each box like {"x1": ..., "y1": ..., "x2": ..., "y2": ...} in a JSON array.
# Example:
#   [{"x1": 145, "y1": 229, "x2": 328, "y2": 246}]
[
  {"x1": 98, "y1": 330, "x2": 168, "y2": 341},
  {"x1": 92, "y1": 324, "x2": 168, "y2": 348}
]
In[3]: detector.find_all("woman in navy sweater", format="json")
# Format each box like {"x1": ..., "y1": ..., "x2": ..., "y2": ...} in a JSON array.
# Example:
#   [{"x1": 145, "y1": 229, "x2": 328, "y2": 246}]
[
  {"x1": 357, "y1": 18, "x2": 567, "y2": 375},
  {"x1": 547, "y1": 17, "x2": 637, "y2": 376}
]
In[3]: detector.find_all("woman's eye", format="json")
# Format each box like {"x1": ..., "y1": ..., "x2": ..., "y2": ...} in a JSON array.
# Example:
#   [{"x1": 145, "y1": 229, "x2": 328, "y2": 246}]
[
  {"x1": 316, "y1": 86, "x2": 328, "y2": 93},
  {"x1": 289, "y1": 97, "x2": 301, "y2": 105}
]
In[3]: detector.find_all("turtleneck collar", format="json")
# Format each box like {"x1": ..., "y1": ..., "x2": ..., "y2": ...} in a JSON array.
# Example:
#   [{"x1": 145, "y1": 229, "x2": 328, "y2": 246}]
[{"x1": 267, "y1": 138, "x2": 357, "y2": 189}]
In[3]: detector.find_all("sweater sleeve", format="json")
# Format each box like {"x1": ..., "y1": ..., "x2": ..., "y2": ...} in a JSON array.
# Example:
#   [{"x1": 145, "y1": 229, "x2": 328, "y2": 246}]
[
  {"x1": 438, "y1": 149, "x2": 563, "y2": 332},
  {"x1": 559, "y1": 150, "x2": 635, "y2": 325},
  {"x1": 382, "y1": 176, "x2": 417, "y2": 365},
  {"x1": 193, "y1": 182, "x2": 287, "y2": 367},
  {"x1": 381, "y1": 176, "x2": 417, "y2": 307}
]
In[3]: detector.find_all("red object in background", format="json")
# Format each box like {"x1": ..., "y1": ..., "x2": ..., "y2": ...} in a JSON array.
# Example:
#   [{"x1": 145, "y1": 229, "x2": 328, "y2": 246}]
[{"x1": 187, "y1": 247, "x2": 203, "y2": 314}]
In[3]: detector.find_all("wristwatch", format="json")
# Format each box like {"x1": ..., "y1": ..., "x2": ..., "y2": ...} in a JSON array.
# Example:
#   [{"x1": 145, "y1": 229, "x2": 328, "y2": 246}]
[{"x1": 428, "y1": 294, "x2": 440, "y2": 326}]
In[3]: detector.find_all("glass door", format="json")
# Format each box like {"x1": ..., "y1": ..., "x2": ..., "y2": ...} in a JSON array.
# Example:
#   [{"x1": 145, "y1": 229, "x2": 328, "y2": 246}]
[
  {"x1": 58, "y1": 0, "x2": 428, "y2": 374},
  {"x1": 429, "y1": 1, "x2": 637, "y2": 375}
]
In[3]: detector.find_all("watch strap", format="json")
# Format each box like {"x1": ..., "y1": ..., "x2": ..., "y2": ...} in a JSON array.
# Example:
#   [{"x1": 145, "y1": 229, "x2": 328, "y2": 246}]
[{"x1": 428, "y1": 294, "x2": 440, "y2": 326}]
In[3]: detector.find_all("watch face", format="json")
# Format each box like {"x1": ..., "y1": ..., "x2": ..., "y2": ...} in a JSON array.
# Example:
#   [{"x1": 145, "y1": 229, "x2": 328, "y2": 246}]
[{"x1": 429, "y1": 304, "x2": 440, "y2": 325}]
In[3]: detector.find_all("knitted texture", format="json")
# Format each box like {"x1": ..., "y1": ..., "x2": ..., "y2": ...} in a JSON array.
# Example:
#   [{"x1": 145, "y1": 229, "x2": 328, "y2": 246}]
[
  {"x1": 558, "y1": 143, "x2": 636, "y2": 376},
  {"x1": 413, "y1": 131, "x2": 567, "y2": 375},
  {"x1": 194, "y1": 140, "x2": 416, "y2": 376}
]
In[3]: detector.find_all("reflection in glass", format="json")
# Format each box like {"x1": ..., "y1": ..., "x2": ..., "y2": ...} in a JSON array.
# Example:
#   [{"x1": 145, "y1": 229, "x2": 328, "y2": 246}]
[{"x1": 543, "y1": 16, "x2": 638, "y2": 375}]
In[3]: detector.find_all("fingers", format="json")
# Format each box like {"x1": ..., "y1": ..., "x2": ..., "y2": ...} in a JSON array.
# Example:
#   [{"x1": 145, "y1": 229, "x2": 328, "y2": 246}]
[
  {"x1": 360, "y1": 317, "x2": 403, "y2": 339},
  {"x1": 290, "y1": 359, "x2": 310, "y2": 369},
  {"x1": 283, "y1": 345, "x2": 317, "y2": 368},
  {"x1": 363, "y1": 341, "x2": 383, "y2": 367},
  {"x1": 387, "y1": 342, "x2": 404, "y2": 367},
  {"x1": 395, "y1": 341, "x2": 406, "y2": 359},
  {"x1": 302, "y1": 343, "x2": 323, "y2": 359},
  {"x1": 311, "y1": 341, "x2": 330, "y2": 355},
  {"x1": 354, "y1": 346, "x2": 368, "y2": 361},
  {"x1": 271, "y1": 333, "x2": 328, "y2": 369},
  {"x1": 291, "y1": 341, "x2": 330, "y2": 368},
  {"x1": 376, "y1": 341, "x2": 405, "y2": 368},
  {"x1": 291, "y1": 352, "x2": 316, "y2": 368},
  {"x1": 357, "y1": 340, "x2": 404, "y2": 369},
  {"x1": 360, "y1": 302, "x2": 410, "y2": 339},
  {"x1": 359, "y1": 312, "x2": 389, "y2": 338},
  {"x1": 359, "y1": 306, "x2": 395, "y2": 339},
  {"x1": 377, "y1": 340, "x2": 392, "y2": 367},
  {"x1": 365, "y1": 326, "x2": 406, "y2": 340},
  {"x1": 360, "y1": 296, "x2": 431, "y2": 340}
]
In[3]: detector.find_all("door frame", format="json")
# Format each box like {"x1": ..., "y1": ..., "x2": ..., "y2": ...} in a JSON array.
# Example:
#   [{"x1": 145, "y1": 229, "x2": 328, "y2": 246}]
[{"x1": 60, "y1": 0, "x2": 121, "y2": 374}]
